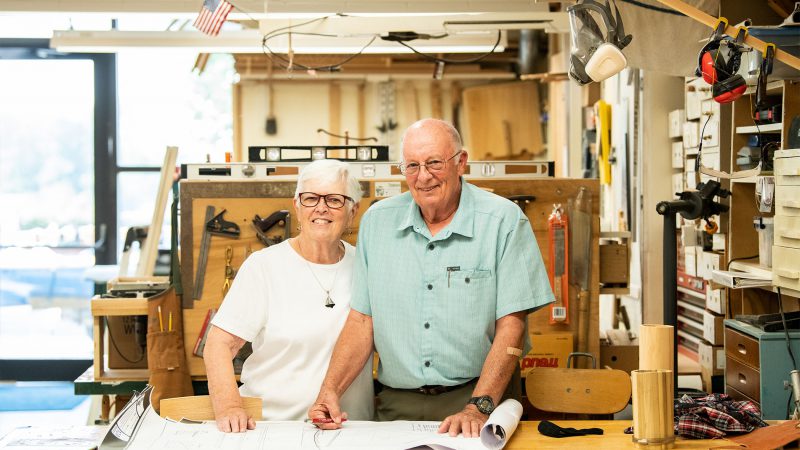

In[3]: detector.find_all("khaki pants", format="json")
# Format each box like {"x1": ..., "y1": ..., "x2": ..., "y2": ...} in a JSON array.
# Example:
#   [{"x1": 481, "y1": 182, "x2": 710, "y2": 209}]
[{"x1": 376, "y1": 368, "x2": 521, "y2": 421}]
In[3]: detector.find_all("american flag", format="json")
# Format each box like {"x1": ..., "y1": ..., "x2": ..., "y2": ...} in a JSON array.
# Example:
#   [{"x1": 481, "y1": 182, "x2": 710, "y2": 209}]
[{"x1": 193, "y1": 0, "x2": 233, "y2": 36}]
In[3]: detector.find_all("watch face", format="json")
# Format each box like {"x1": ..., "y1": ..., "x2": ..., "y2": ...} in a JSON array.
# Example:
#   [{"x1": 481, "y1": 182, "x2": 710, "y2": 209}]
[{"x1": 478, "y1": 398, "x2": 492, "y2": 410}]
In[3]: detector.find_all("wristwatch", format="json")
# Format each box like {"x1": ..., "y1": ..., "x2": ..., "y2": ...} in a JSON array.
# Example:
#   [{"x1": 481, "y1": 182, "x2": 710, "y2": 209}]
[{"x1": 468, "y1": 395, "x2": 495, "y2": 415}]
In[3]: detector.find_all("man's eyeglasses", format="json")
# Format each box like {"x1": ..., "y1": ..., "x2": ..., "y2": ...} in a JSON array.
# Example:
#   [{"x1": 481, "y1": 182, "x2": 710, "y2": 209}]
[
  {"x1": 398, "y1": 151, "x2": 462, "y2": 176},
  {"x1": 298, "y1": 192, "x2": 354, "y2": 209}
]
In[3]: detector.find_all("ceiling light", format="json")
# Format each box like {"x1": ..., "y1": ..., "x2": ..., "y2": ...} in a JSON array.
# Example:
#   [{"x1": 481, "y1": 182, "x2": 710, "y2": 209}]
[{"x1": 50, "y1": 29, "x2": 507, "y2": 54}]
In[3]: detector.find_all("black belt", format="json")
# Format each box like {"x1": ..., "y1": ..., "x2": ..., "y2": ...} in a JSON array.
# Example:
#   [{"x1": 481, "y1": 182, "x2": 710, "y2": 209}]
[{"x1": 386, "y1": 378, "x2": 477, "y2": 396}]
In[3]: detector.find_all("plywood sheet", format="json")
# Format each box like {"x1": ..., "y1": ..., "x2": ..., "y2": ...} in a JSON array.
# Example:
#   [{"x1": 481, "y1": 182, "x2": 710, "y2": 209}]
[
  {"x1": 462, "y1": 81, "x2": 543, "y2": 160},
  {"x1": 180, "y1": 178, "x2": 600, "y2": 376}
]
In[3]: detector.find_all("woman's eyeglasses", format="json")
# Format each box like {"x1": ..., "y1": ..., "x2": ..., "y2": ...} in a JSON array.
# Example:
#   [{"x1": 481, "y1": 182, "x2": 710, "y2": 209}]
[{"x1": 298, "y1": 192, "x2": 354, "y2": 209}]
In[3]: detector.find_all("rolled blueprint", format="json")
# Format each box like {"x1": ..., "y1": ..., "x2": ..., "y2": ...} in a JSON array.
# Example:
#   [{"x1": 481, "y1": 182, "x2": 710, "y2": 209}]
[
  {"x1": 479, "y1": 399, "x2": 523, "y2": 450},
  {"x1": 639, "y1": 324, "x2": 673, "y2": 371}
]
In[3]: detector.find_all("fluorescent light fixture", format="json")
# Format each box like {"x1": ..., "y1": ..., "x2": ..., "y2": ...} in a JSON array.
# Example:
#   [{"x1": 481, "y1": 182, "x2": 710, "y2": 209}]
[
  {"x1": 258, "y1": 12, "x2": 568, "y2": 35},
  {"x1": 50, "y1": 29, "x2": 506, "y2": 54},
  {"x1": 263, "y1": 1, "x2": 548, "y2": 14}
]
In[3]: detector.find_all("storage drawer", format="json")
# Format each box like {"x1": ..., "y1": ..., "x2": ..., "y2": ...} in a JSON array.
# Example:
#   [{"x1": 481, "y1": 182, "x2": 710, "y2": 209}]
[
  {"x1": 699, "y1": 103, "x2": 720, "y2": 147},
  {"x1": 774, "y1": 215, "x2": 800, "y2": 249},
  {"x1": 700, "y1": 150, "x2": 721, "y2": 171},
  {"x1": 672, "y1": 141, "x2": 684, "y2": 169},
  {"x1": 776, "y1": 185, "x2": 800, "y2": 217},
  {"x1": 773, "y1": 245, "x2": 800, "y2": 291},
  {"x1": 683, "y1": 121, "x2": 699, "y2": 149},
  {"x1": 775, "y1": 155, "x2": 800, "y2": 186},
  {"x1": 726, "y1": 383, "x2": 759, "y2": 407},
  {"x1": 725, "y1": 357, "x2": 761, "y2": 402},
  {"x1": 725, "y1": 328, "x2": 760, "y2": 369}
]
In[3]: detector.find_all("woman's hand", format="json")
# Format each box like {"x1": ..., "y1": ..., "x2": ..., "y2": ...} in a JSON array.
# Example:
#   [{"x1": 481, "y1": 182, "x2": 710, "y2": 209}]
[{"x1": 215, "y1": 405, "x2": 256, "y2": 433}]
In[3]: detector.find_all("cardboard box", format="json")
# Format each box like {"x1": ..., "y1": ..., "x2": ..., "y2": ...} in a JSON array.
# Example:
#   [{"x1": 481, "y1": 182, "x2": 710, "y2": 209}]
[
  {"x1": 685, "y1": 245, "x2": 697, "y2": 277},
  {"x1": 706, "y1": 285, "x2": 727, "y2": 315},
  {"x1": 703, "y1": 310, "x2": 725, "y2": 346},
  {"x1": 698, "y1": 340, "x2": 725, "y2": 375},
  {"x1": 600, "y1": 243, "x2": 629, "y2": 284},
  {"x1": 599, "y1": 344, "x2": 639, "y2": 374},
  {"x1": 520, "y1": 333, "x2": 573, "y2": 377},
  {"x1": 671, "y1": 141, "x2": 684, "y2": 169},
  {"x1": 669, "y1": 109, "x2": 686, "y2": 138},
  {"x1": 712, "y1": 233, "x2": 726, "y2": 252},
  {"x1": 683, "y1": 121, "x2": 699, "y2": 149},
  {"x1": 107, "y1": 315, "x2": 148, "y2": 369}
]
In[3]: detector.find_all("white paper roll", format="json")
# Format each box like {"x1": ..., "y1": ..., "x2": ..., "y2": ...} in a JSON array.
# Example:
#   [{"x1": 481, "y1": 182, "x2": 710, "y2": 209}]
[{"x1": 479, "y1": 399, "x2": 523, "y2": 450}]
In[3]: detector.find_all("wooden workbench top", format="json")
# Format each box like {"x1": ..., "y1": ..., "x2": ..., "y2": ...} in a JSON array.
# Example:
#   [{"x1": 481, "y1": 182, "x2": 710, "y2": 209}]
[{"x1": 507, "y1": 421, "x2": 732, "y2": 449}]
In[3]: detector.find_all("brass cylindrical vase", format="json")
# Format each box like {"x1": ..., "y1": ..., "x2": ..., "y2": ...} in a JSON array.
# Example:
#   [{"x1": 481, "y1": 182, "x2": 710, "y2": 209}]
[{"x1": 631, "y1": 369, "x2": 675, "y2": 449}]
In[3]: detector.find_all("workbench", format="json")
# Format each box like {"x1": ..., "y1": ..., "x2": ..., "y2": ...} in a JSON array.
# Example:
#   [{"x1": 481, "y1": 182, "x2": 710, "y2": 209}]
[
  {"x1": 507, "y1": 421, "x2": 733, "y2": 449},
  {"x1": 0, "y1": 420, "x2": 748, "y2": 449}
]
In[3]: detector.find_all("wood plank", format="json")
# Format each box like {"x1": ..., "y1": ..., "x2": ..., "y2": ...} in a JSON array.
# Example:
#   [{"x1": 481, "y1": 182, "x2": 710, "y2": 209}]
[
  {"x1": 135, "y1": 146, "x2": 178, "y2": 277},
  {"x1": 462, "y1": 81, "x2": 543, "y2": 160},
  {"x1": 232, "y1": 82, "x2": 243, "y2": 161},
  {"x1": 655, "y1": 0, "x2": 800, "y2": 70},
  {"x1": 92, "y1": 299, "x2": 149, "y2": 316},
  {"x1": 430, "y1": 82, "x2": 442, "y2": 119},
  {"x1": 329, "y1": 82, "x2": 341, "y2": 145}
]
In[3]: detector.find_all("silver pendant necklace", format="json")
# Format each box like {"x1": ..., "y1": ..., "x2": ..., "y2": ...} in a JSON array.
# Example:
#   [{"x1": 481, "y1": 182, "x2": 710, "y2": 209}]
[{"x1": 297, "y1": 238, "x2": 344, "y2": 308}]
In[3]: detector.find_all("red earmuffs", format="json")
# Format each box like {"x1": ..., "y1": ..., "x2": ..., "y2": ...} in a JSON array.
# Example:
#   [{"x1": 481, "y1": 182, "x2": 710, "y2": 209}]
[{"x1": 695, "y1": 20, "x2": 748, "y2": 104}]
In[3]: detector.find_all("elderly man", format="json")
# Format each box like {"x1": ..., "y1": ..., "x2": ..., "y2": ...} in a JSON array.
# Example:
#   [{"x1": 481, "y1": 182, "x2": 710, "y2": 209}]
[{"x1": 309, "y1": 118, "x2": 553, "y2": 436}]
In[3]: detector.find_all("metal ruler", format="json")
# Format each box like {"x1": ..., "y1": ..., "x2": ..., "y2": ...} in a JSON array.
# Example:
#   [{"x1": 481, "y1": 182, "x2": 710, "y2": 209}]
[{"x1": 181, "y1": 160, "x2": 554, "y2": 181}]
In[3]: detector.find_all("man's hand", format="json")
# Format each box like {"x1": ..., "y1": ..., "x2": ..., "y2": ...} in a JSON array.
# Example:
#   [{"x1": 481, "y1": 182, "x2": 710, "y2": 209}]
[
  {"x1": 307, "y1": 392, "x2": 348, "y2": 430},
  {"x1": 437, "y1": 404, "x2": 487, "y2": 437},
  {"x1": 214, "y1": 406, "x2": 256, "y2": 433}
]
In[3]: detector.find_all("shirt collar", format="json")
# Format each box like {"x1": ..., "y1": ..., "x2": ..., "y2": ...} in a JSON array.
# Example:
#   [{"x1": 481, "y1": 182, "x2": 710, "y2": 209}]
[{"x1": 396, "y1": 179, "x2": 475, "y2": 239}]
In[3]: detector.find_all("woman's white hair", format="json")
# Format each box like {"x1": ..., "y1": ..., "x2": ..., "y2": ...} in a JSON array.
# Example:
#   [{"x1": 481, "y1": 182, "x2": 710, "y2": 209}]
[{"x1": 294, "y1": 159, "x2": 363, "y2": 205}]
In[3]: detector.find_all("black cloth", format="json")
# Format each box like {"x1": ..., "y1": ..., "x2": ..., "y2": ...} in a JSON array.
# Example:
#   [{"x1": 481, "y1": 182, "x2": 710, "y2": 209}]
[{"x1": 538, "y1": 420, "x2": 604, "y2": 438}]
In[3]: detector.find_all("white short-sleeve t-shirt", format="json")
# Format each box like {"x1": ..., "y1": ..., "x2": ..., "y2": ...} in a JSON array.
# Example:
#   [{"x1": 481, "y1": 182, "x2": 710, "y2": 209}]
[{"x1": 211, "y1": 240, "x2": 374, "y2": 421}]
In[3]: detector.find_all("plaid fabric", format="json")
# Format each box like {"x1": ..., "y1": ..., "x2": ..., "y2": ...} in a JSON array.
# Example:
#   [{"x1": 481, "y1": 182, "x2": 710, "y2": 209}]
[
  {"x1": 674, "y1": 393, "x2": 767, "y2": 439},
  {"x1": 623, "y1": 393, "x2": 767, "y2": 439}
]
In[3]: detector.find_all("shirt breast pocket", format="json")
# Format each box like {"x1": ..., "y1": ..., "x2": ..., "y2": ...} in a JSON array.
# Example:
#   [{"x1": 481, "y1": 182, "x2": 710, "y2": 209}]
[{"x1": 447, "y1": 268, "x2": 495, "y2": 307}]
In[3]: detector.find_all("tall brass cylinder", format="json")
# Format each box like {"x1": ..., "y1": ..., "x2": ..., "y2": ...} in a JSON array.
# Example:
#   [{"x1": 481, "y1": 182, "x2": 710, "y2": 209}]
[{"x1": 632, "y1": 369, "x2": 675, "y2": 449}]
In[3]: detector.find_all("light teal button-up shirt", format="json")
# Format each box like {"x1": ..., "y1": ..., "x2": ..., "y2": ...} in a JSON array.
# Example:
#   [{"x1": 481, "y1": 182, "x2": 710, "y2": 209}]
[{"x1": 351, "y1": 180, "x2": 554, "y2": 388}]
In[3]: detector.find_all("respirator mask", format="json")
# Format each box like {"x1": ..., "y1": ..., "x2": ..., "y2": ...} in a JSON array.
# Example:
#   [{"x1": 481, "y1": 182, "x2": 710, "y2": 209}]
[{"x1": 568, "y1": 0, "x2": 633, "y2": 85}]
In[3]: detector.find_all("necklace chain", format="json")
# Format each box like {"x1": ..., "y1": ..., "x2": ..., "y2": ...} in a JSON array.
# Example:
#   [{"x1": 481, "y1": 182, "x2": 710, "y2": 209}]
[{"x1": 296, "y1": 238, "x2": 343, "y2": 308}]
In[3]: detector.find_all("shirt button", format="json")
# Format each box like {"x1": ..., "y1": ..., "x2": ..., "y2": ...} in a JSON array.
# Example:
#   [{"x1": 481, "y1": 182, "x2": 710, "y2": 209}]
[
  {"x1": 425, "y1": 361, "x2": 431, "y2": 367},
  {"x1": 427, "y1": 284, "x2": 433, "y2": 290},
  {"x1": 424, "y1": 322, "x2": 430, "y2": 329},
  {"x1": 428, "y1": 243, "x2": 434, "y2": 250},
  {"x1": 465, "y1": 277, "x2": 471, "y2": 284}
]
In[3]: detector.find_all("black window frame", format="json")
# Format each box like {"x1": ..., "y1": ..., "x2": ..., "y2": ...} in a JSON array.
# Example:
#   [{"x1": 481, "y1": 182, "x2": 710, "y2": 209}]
[{"x1": 0, "y1": 38, "x2": 116, "y2": 380}]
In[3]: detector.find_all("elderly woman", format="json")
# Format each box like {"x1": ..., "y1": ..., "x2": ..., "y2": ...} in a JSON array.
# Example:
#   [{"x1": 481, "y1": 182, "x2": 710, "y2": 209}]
[{"x1": 203, "y1": 159, "x2": 374, "y2": 432}]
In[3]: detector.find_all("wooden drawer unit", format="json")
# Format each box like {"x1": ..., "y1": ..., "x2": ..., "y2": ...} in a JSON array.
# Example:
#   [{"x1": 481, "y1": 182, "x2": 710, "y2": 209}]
[
  {"x1": 775, "y1": 149, "x2": 800, "y2": 186},
  {"x1": 775, "y1": 185, "x2": 800, "y2": 217},
  {"x1": 725, "y1": 357, "x2": 760, "y2": 402},
  {"x1": 724, "y1": 320, "x2": 800, "y2": 419},
  {"x1": 773, "y1": 245, "x2": 800, "y2": 291},
  {"x1": 726, "y1": 384, "x2": 759, "y2": 406},
  {"x1": 774, "y1": 215, "x2": 800, "y2": 249},
  {"x1": 725, "y1": 327, "x2": 760, "y2": 369}
]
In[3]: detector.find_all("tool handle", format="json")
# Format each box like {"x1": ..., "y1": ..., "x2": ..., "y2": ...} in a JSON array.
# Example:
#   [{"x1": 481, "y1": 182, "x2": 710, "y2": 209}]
[{"x1": 577, "y1": 289, "x2": 590, "y2": 360}]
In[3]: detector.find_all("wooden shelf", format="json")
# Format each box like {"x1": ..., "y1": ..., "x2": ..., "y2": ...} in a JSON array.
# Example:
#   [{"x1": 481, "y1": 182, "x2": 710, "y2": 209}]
[
  {"x1": 91, "y1": 297, "x2": 148, "y2": 316},
  {"x1": 735, "y1": 123, "x2": 782, "y2": 134},
  {"x1": 729, "y1": 260, "x2": 772, "y2": 279}
]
